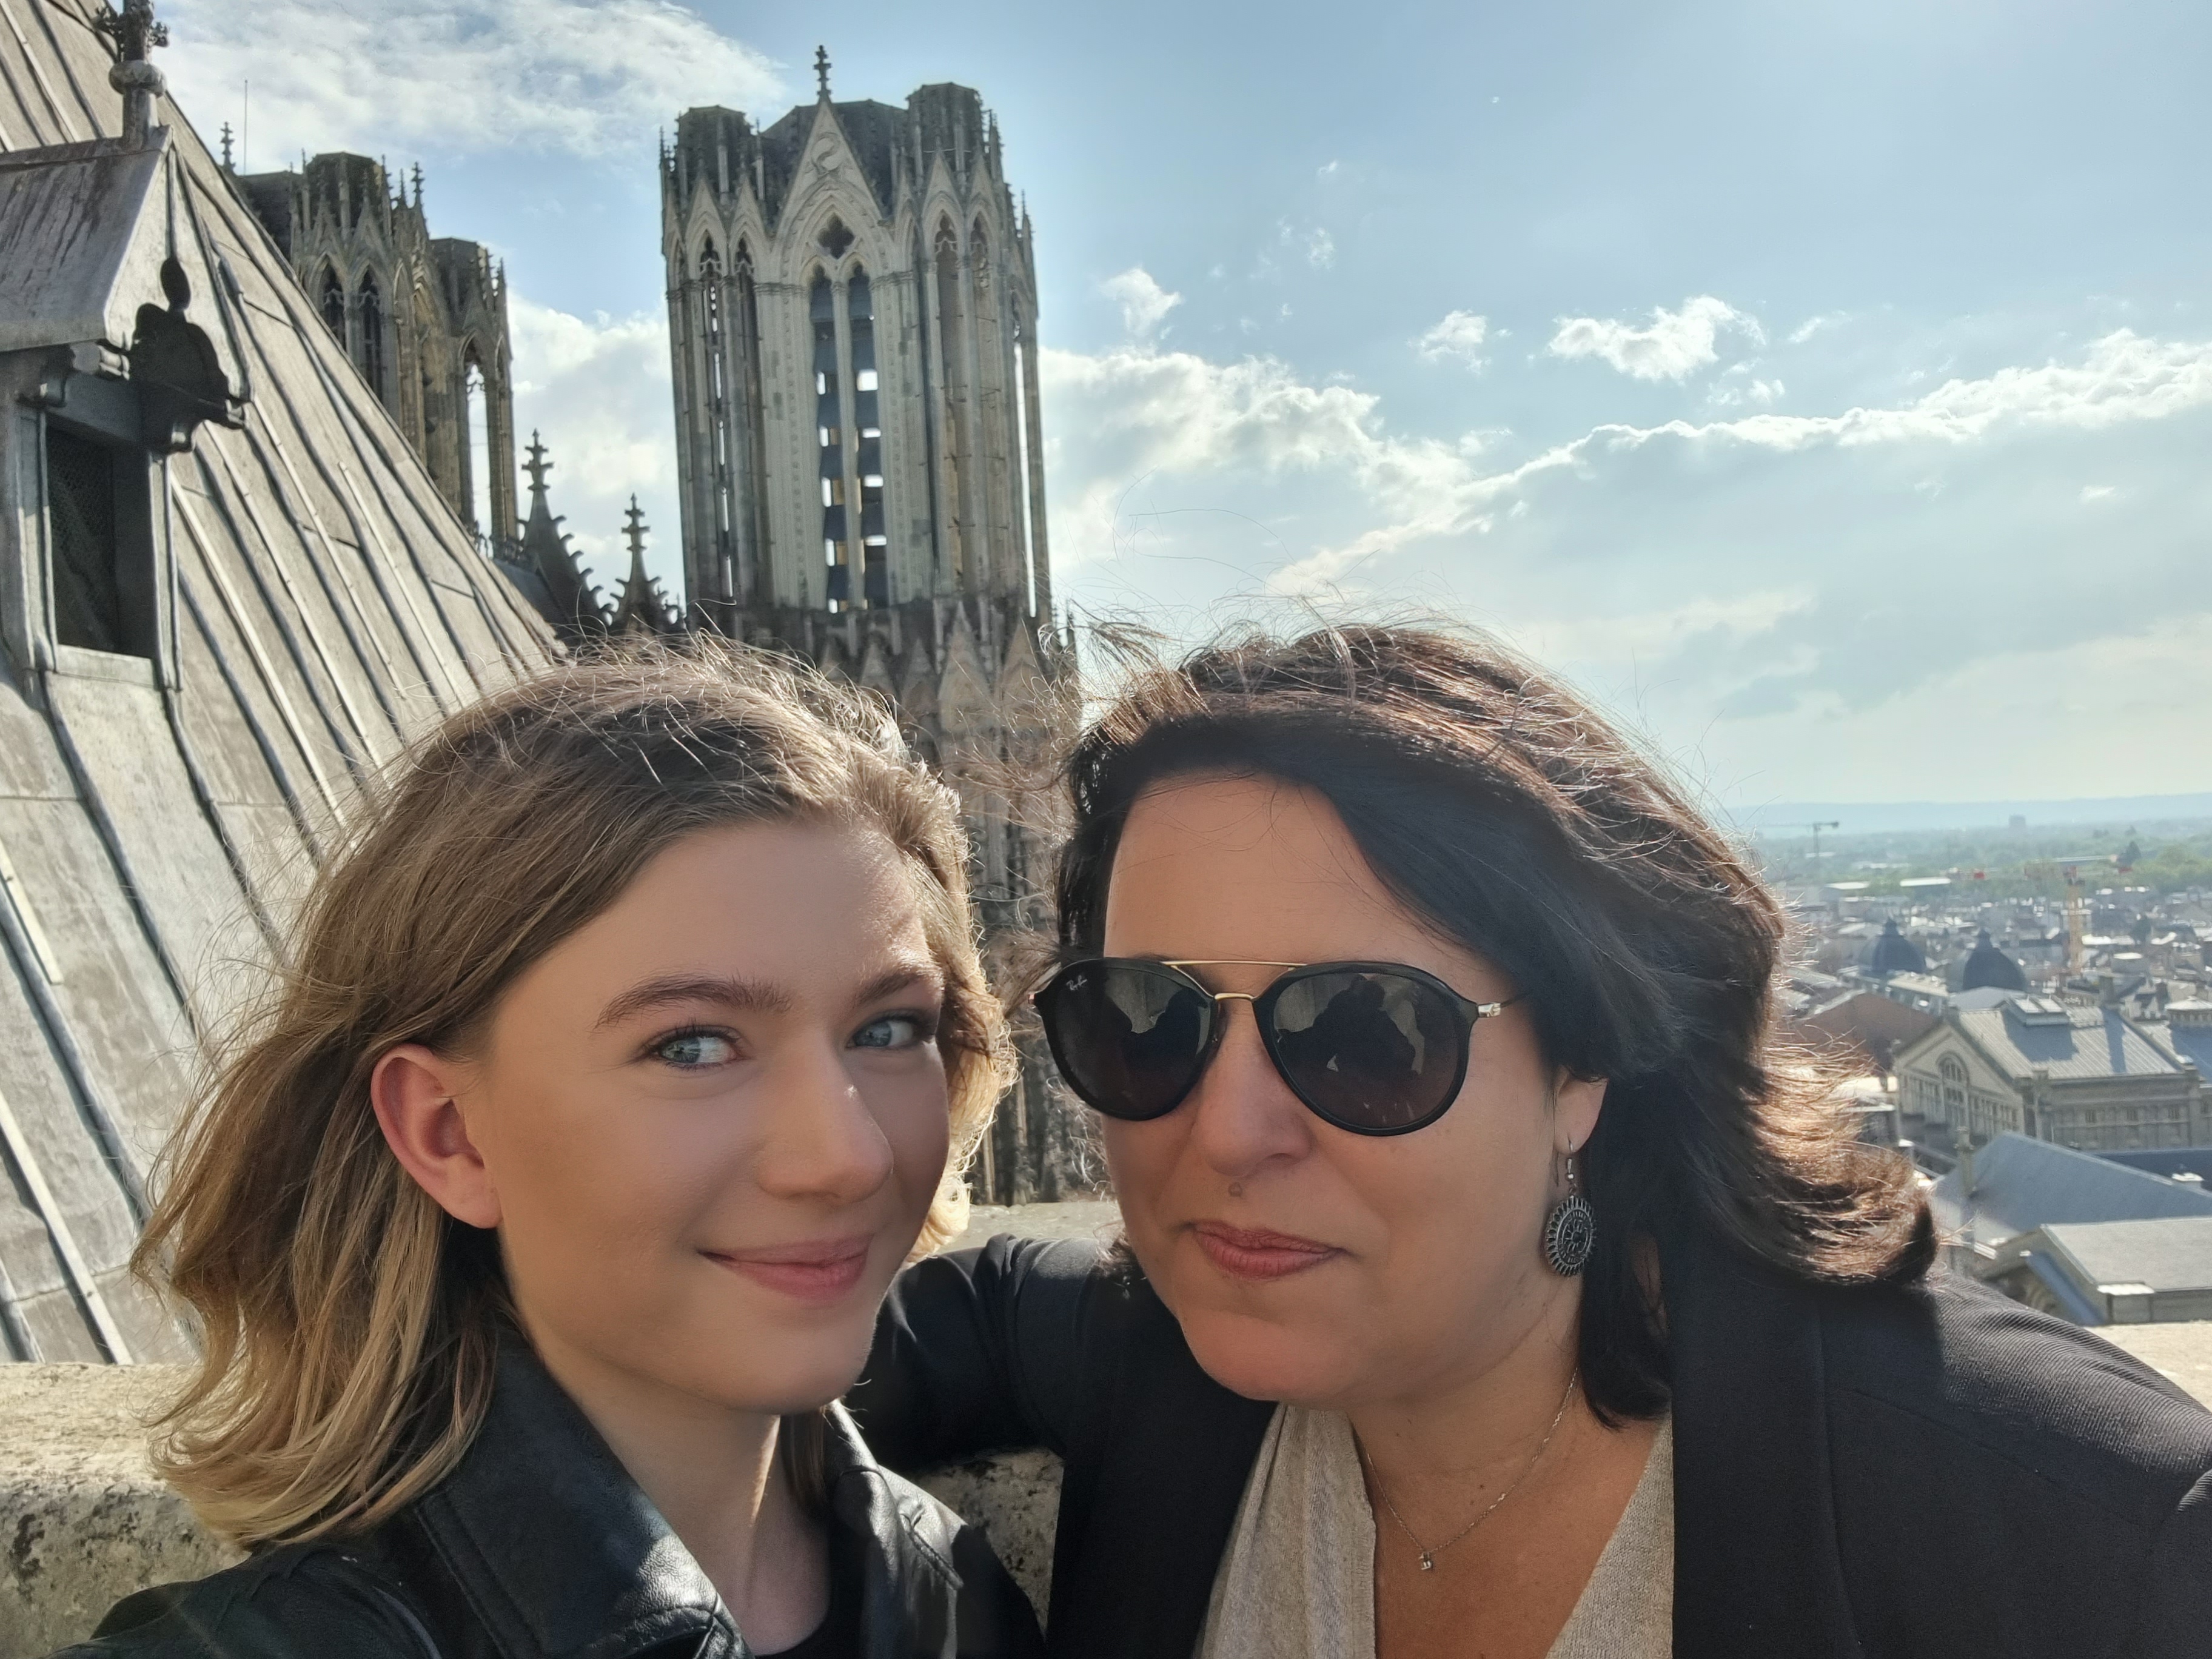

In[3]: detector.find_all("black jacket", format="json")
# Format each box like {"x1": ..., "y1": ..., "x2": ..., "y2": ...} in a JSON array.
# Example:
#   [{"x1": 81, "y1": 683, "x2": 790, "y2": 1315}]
[
  {"x1": 848, "y1": 1232, "x2": 2212, "y2": 1659},
  {"x1": 62, "y1": 1340, "x2": 1044, "y2": 1659}
]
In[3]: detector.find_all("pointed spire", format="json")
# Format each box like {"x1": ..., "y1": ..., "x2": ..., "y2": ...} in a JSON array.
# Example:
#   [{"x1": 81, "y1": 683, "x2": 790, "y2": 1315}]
[
  {"x1": 521, "y1": 430, "x2": 552, "y2": 498},
  {"x1": 220, "y1": 121, "x2": 234, "y2": 170},
  {"x1": 815, "y1": 44, "x2": 832, "y2": 101},
  {"x1": 624, "y1": 495, "x2": 650, "y2": 574},
  {"x1": 411, "y1": 161, "x2": 425, "y2": 209}
]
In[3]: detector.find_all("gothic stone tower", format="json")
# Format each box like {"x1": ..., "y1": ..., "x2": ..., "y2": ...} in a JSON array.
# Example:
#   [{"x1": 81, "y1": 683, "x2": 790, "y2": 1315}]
[
  {"x1": 662, "y1": 55, "x2": 1075, "y2": 1200},
  {"x1": 236, "y1": 154, "x2": 518, "y2": 551},
  {"x1": 663, "y1": 53, "x2": 1050, "y2": 628}
]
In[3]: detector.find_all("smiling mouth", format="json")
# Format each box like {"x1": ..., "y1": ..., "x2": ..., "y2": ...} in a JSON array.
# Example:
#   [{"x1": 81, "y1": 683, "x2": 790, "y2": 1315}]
[
  {"x1": 1190, "y1": 1221, "x2": 1342, "y2": 1282},
  {"x1": 703, "y1": 1236, "x2": 874, "y2": 1305}
]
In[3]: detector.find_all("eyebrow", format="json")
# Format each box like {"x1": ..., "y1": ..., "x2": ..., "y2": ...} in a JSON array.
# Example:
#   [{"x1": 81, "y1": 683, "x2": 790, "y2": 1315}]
[{"x1": 594, "y1": 961, "x2": 942, "y2": 1030}]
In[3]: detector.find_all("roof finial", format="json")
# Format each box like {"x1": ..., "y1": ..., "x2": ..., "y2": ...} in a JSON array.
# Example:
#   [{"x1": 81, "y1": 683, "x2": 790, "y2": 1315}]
[
  {"x1": 411, "y1": 161, "x2": 425, "y2": 208},
  {"x1": 522, "y1": 431, "x2": 552, "y2": 497},
  {"x1": 624, "y1": 497, "x2": 651, "y2": 569},
  {"x1": 220, "y1": 121, "x2": 234, "y2": 170},
  {"x1": 97, "y1": 0, "x2": 170, "y2": 148},
  {"x1": 815, "y1": 44, "x2": 831, "y2": 101}
]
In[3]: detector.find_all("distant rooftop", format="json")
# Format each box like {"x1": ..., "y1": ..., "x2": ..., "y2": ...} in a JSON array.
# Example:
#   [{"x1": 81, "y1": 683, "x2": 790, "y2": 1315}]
[
  {"x1": 1932, "y1": 1132, "x2": 2212, "y2": 1245},
  {"x1": 2041, "y1": 1218, "x2": 2212, "y2": 1295}
]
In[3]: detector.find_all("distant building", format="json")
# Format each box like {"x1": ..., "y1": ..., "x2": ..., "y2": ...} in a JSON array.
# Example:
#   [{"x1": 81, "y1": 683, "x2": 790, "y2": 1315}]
[
  {"x1": 1985, "y1": 1218, "x2": 2212, "y2": 1326},
  {"x1": 1930, "y1": 1132, "x2": 2212, "y2": 1265},
  {"x1": 1868, "y1": 916, "x2": 1929, "y2": 976},
  {"x1": 1899, "y1": 1000, "x2": 2208, "y2": 1154},
  {"x1": 234, "y1": 154, "x2": 517, "y2": 552},
  {"x1": 1795, "y1": 989, "x2": 1939, "y2": 1076},
  {"x1": 1957, "y1": 928, "x2": 2029, "y2": 993}
]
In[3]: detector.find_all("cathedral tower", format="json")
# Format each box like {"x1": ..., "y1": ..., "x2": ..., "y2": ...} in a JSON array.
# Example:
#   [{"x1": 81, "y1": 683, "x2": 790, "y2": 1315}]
[
  {"x1": 662, "y1": 52, "x2": 1051, "y2": 631},
  {"x1": 236, "y1": 155, "x2": 518, "y2": 551}
]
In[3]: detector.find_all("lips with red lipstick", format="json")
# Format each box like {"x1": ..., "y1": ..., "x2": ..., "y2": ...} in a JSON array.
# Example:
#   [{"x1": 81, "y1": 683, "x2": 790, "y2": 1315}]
[
  {"x1": 1190, "y1": 1221, "x2": 1342, "y2": 1281},
  {"x1": 703, "y1": 1235, "x2": 874, "y2": 1305}
]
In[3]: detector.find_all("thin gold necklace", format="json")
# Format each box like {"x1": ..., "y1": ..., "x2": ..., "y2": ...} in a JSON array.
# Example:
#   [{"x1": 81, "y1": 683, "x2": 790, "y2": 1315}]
[{"x1": 1356, "y1": 1370, "x2": 1579, "y2": 1574}]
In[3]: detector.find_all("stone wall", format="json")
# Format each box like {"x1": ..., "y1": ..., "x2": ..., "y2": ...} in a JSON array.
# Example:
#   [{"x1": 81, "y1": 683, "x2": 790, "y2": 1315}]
[{"x1": 0, "y1": 1365, "x2": 1062, "y2": 1658}]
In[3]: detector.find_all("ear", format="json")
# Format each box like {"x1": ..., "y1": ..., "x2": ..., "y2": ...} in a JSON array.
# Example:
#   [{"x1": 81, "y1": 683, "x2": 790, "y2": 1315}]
[
  {"x1": 1552, "y1": 1068, "x2": 1607, "y2": 1157},
  {"x1": 370, "y1": 1044, "x2": 501, "y2": 1230}
]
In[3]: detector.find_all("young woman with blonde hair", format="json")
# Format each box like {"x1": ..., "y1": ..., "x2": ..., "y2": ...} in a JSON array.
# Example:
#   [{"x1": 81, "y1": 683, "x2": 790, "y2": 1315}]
[{"x1": 59, "y1": 647, "x2": 1042, "y2": 1659}]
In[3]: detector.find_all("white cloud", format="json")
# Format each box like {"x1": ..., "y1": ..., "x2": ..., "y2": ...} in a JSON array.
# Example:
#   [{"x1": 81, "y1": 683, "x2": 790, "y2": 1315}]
[
  {"x1": 507, "y1": 297, "x2": 678, "y2": 591},
  {"x1": 163, "y1": 0, "x2": 777, "y2": 162},
  {"x1": 1709, "y1": 377, "x2": 1785, "y2": 408},
  {"x1": 1101, "y1": 268, "x2": 1183, "y2": 340},
  {"x1": 1787, "y1": 312, "x2": 1848, "y2": 346},
  {"x1": 1587, "y1": 329, "x2": 2212, "y2": 454},
  {"x1": 2080, "y1": 483, "x2": 2117, "y2": 503},
  {"x1": 1416, "y1": 310, "x2": 1490, "y2": 370},
  {"x1": 1039, "y1": 344, "x2": 1493, "y2": 591},
  {"x1": 1045, "y1": 321, "x2": 2212, "y2": 646},
  {"x1": 1548, "y1": 295, "x2": 1763, "y2": 381}
]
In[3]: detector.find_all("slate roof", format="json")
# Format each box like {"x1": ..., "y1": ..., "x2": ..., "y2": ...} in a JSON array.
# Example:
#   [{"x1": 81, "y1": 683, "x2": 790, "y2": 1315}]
[
  {"x1": 1952, "y1": 1002, "x2": 2185, "y2": 1085},
  {"x1": 2100, "y1": 1147, "x2": 2212, "y2": 1184},
  {"x1": 1960, "y1": 929, "x2": 2028, "y2": 993},
  {"x1": 0, "y1": 0, "x2": 548, "y2": 1364},
  {"x1": 1868, "y1": 917, "x2": 1928, "y2": 974},
  {"x1": 1931, "y1": 1132, "x2": 2212, "y2": 1244},
  {"x1": 2041, "y1": 1218, "x2": 2212, "y2": 1294}
]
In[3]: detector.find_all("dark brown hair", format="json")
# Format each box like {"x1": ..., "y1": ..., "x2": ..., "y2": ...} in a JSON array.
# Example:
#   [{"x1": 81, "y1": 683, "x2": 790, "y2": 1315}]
[{"x1": 1054, "y1": 625, "x2": 1932, "y2": 1419}]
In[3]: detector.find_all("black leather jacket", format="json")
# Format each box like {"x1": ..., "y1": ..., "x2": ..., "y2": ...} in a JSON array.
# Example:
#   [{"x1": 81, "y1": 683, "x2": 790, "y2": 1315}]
[{"x1": 59, "y1": 1340, "x2": 1044, "y2": 1659}]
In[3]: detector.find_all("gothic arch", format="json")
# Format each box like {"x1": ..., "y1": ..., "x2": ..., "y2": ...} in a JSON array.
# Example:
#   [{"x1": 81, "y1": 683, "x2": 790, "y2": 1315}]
[
  {"x1": 357, "y1": 269, "x2": 386, "y2": 397},
  {"x1": 318, "y1": 262, "x2": 346, "y2": 343}
]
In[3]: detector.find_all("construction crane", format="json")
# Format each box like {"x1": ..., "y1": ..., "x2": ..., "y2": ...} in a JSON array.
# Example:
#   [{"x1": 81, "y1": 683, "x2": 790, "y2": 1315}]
[
  {"x1": 2027, "y1": 853, "x2": 2116, "y2": 977},
  {"x1": 1789, "y1": 820, "x2": 1842, "y2": 882}
]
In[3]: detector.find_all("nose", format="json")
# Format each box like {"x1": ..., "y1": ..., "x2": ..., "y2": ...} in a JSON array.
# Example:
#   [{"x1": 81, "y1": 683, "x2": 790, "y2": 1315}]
[
  {"x1": 1184, "y1": 997, "x2": 1315, "y2": 1182},
  {"x1": 753, "y1": 1038, "x2": 896, "y2": 1207}
]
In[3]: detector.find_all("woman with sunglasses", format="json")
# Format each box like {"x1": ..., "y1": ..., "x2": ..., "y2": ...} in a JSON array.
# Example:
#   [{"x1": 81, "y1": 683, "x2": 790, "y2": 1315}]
[
  {"x1": 852, "y1": 626, "x2": 2212, "y2": 1659},
  {"x1": 56, "y1": 650, "x2": 1041, "y2": 1659}
]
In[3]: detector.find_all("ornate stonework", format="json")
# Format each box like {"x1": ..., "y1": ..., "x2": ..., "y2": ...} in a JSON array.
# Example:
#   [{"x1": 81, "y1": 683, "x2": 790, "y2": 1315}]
[{"x1": 235, "y1": 155, "x2": 517, "y2": 551}]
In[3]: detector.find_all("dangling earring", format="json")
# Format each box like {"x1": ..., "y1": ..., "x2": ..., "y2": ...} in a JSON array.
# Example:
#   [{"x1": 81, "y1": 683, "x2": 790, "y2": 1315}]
[{"x1": 1542, "y1": 1145, "x2": 1596, "y2": 1277}]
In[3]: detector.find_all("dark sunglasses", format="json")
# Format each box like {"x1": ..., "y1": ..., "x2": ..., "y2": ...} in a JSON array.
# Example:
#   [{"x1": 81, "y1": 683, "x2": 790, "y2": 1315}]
[{"x1": 1033, "y1": 958, "x2": 1523, "y2": 1136}]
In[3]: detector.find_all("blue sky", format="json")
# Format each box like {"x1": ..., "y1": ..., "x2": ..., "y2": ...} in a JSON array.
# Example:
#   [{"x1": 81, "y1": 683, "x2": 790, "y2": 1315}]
[{"x1": 163, "y1": 0, "x2": 2212, "y2": 811}]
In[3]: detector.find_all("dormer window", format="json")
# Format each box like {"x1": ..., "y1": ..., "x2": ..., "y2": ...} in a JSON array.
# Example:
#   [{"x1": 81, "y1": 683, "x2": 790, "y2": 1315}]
[{"x1": 39, "y1": 386, "x2": 160, "y2": 663}]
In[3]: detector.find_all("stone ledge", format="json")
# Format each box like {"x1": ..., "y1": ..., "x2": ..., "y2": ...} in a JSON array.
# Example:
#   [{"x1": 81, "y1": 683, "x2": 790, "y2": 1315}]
[
  {"x1": 0, "y1": 1365, "x2": 1061, "y2": 1658},
  {"x1": 11, "y1": 1313, "x2": 2206, "y2": 1656}
]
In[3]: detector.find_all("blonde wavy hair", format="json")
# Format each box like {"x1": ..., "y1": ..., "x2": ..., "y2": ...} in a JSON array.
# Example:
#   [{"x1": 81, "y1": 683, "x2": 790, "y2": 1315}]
[{"x1": 136, "y1": 643, "x2": 1011, "y2": 1547}]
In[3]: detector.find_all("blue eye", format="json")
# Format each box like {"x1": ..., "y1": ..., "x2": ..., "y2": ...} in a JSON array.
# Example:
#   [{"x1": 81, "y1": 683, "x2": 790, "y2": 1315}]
[
  {"x1": 852, "y1": 1014, "x2": 927, "y2": 1051},
  {"x1": 653, "y1": 1030, "x2": 740, "y2": 1068}
]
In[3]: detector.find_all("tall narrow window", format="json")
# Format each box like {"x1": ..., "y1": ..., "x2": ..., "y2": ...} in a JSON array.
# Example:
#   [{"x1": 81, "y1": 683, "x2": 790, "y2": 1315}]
[
  {"x1": 463, "y1": 350, "x2": 491, "y2": 541},
  {"x1": 728, "y1": 245, "x2": 768, "y2": 604},
  {"x1": 699, "y1": 240, "x2": 735, "y2": 599},
  {"x1": 933, "y1": 222, "x2": 969, "y2": 583},
  {"x1": 1013, "y1": 326, "x2": 1037, "y2": 615},
  {"x1": 850, "y1": 270, "x2": 888, "y2": 608},
  {"x1": 320, "y1": 266, "x2": 346, "y2": 346},
  {"x1": 358, "y1": 272, "x2": 385, "y2": 398},
  {"x1": 813, "y1": 272, "x2": 847, "y2": 608}
]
